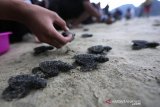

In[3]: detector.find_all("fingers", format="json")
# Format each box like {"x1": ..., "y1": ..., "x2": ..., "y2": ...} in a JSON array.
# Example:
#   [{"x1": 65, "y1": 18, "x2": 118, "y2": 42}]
[
  {"x1": 32, "y1": 11, "x2": 73, "y2": 48},
  {"x1": 38, "y1": 34, "x2": 63, "y2": 48},
  {"x1": 52, "y1": 27, "x2": 73, "y2": 44},
  {"x1": 47, "y1": 21, "x2": 73, "y2": 44},
  {"x1": 47, "y1": 39, "x2": 63, "y2": 48},
  {"x1": 37, "y1": 24, "x2": 73, "y2": 48},
  {"x1": 54, "y1": 13, "x2": 69, "y2": 31}
]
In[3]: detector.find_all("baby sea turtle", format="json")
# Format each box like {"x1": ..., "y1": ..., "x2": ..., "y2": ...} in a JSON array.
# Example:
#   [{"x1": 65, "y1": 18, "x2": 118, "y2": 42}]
[
  {"x1": 132, "y1": 40, "x2": 160, "y2": 50},
  {"x1": 81, "y1": 34, "x2": 93, "y2": 38},
  {"x1": 73, "y1": 54, "x2": 109, "y2": 72},
  {"x1": 33, "y1": 45, "x2": 54, "y2": 55},
  {"x1": 62, "y1": 31, "x2": 75, "y2": 41},
  {"x1": 2, "y1": 86, "x2": 30, "y2": 101},
  {"x1": 155, "y1": 77, "x2": 160, "y2": 85},
  {"x1": 32, "y1": 67, "x2": 48, "y2": 79},
  {"x1": 2, "y1": 74, "x2": 47, "y2": 101},
  {"x1": 83, "y1": 28, "x2": 89, "y2": 31},
  {"x1": 8, "y1": 75, "x2": 47, "y2": 89},
  {"x1": 88, "y1": 45, "x2": 112, "y2": 54},
  {"x1": 36, "y1": 60, "x2": 74, "y2": 78}
]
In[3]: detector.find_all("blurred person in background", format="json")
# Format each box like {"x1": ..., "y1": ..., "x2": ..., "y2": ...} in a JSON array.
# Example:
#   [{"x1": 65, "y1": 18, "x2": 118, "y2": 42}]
[
  {"x1": 113, "y1": 8, "x2": 122, "y2": 21},
  {"x1": 45, "y1": 0, "x2": 113, "y2": 28},
  {"x1": 125, "y1": 8, "x2": 132, "y2": 20},
  {"x1": 142, "y1": 0, "x2": 152, "y2": 17}
]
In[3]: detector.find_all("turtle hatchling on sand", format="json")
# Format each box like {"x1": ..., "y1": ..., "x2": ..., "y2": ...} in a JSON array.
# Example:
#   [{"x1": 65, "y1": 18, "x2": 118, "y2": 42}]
[
  {"x1": 62, "y1": 31, "x2": 75, "y2": 41},
  {"x1": 32, "y1": 67, "x2": 49, "y2": 79},
  {"x1": 88, "y1": 45, "x2": 112, "y2": 54},
  {"x1": 73, "y1": 54, "x2": 109, "y2": 72},
  {"x1": 36, "y1": 60, "x2": 74, "y2": 78},
  {"x1": 33, "y1": 45, "x2": 54, "y2": 55},
  {"x1": 2, "y1": 74, "x2": 47, "y2": 101},
  {"x1": 132, "y1": 40, "x2": 159, "y2": 50},
  {"x1": 81, "y1": 34, "x2": 93, "y2": 38}
]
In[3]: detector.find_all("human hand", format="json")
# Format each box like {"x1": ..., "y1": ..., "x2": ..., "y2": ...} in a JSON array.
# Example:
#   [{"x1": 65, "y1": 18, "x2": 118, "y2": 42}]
[{"x1": 23, "y1": 4, "x2": 73, "y2": 48}]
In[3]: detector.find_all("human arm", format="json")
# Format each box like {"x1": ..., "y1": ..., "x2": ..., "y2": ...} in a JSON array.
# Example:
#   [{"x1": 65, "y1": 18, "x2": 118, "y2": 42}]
[
  {"x1": 83, "y1": 0, "x2": 101, "y2": 22},
  {"x1": 83, "y1": 0, "x2": 110, "y2": 23},
  {"x1": 0, "y1": 0, "x2": 72, "y2": 48}
]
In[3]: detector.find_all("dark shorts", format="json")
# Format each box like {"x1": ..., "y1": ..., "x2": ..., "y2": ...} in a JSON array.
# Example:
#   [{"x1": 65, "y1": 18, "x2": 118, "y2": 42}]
[{"x1": 49, "y1": 0, "x2": 85, "y2": 20}]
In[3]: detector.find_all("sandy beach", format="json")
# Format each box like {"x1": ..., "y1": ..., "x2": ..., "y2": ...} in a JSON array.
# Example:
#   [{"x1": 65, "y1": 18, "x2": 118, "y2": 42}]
[{"x1": 0, "y1": 17, "x2": 160, "y2": 107}]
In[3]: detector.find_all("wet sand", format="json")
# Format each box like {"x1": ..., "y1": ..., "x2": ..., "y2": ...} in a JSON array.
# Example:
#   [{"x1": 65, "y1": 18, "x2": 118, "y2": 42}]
[{"x1": 0, "y1": 17, "x2": 160, "y2": 107}]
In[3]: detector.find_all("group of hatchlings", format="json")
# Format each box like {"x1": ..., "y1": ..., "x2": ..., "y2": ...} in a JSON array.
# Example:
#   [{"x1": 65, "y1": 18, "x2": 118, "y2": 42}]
[{"x1": 2, "y1": 31, "x2": 160, "y2": 101}]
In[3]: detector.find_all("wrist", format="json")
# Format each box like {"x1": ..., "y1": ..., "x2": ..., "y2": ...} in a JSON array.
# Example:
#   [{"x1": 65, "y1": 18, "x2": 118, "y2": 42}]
[{"x1": 11, "y1": 1, "x2": 33, "y2": 24}]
